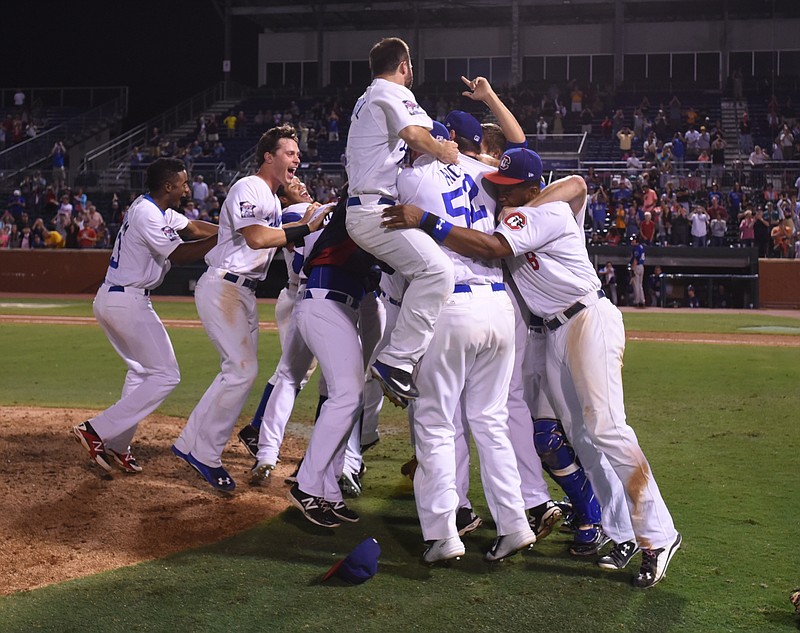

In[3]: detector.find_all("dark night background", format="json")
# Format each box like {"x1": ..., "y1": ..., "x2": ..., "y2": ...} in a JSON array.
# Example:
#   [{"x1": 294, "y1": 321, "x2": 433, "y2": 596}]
[{"x1": 2, "y1": 1, "x2": 261, "y2": 124}]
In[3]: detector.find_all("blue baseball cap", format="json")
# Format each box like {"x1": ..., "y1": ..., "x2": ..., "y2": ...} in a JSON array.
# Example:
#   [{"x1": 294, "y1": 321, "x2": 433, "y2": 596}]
[
  {"x1": 322, "y1": 538, "x2": 381, "y2": 584},
  {"x1": 445, "y1": 110, "x2": 482, "y2": 144},
  {"x1": 484, "y1": 148, "x2": 544, "y2": 186},
  {"x1": 430, "y1": 121, "x2": 449, "y2": 141}
]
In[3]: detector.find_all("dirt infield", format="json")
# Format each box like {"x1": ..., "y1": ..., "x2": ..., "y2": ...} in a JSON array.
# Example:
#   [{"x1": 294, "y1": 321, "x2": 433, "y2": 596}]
[{"x1": 0, "y1": 407, "x2": 303, "y2": 596}]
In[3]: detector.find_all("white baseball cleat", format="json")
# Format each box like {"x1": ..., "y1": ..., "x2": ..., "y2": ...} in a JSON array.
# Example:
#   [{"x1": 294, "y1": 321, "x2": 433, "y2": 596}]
[
  {"x1": 423, "y1": 536, "x2": 466, "y2": 564},
  {"x1": 249, "y1": 461, "x2": 275, "y2": 484},
  {"x1": 484, "y1": 528, "x2": 537, "y2": 562}
]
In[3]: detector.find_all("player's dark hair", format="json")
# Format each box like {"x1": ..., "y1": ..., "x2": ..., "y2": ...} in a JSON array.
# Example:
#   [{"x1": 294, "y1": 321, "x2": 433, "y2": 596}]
[
  {"x1": 453, "y1": 134, "x2": 481, "y2": 156},
  {"x1": 146, "y1": 158, "x2": 186, "y2": 193},
  {"x1": 256, "y1": 125, "x2": 299, "y2": 167},
  {"x1": 481, "y1": 123, "x2": 507, "y2": 158},
  {"x1": 369, "y1": 37, "x2": 410, "y2": 77}
]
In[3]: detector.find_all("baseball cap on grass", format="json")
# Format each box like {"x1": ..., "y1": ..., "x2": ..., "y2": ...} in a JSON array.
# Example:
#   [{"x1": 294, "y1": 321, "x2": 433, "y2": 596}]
[
  {"x1": 322, "y1": 537, "x2": 381, "y2": 584},
  {"x1": 484, "y1": 147, "x2": 544, "y2": 186},
  {"x1": 445, "y1": 110, "x2": 483, "y2": 144},
  {"x1": 430, "y1": 121, "x2": 449, "y2": 141}
]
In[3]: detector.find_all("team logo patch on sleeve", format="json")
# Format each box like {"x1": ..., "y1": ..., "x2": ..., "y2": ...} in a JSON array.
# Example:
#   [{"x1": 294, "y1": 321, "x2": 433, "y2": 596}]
[
  {"x1": 161, "y1": 226, "x2": 179, "y2": 241},
  {"x1": 402, "y1": 100, "x2": 425, "y2": 116},
  {"x1": 239, "y1": 201, "x2": 256, "y2": 218},
  {"x1": 503, "y1": 211, "x2": 527, "y2": 231}
]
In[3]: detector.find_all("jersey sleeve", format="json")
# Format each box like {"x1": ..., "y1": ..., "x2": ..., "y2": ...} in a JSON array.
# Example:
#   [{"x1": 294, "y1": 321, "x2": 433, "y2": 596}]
[
  {"x1": 141, "y1": 206, "x2": 187, "y2": 259},
  {"x1": 396, "y1": 163, "x2": 426, "y2": 204},
  {"x1": 494, "y1": 202, "x2": 571, "y2": 256},
  {"x1": 377, "y1": 84, "x2": 432, "y2": 138},
  {"x1": 228, "y1": 179, "x2": 280, "y2": 231}
]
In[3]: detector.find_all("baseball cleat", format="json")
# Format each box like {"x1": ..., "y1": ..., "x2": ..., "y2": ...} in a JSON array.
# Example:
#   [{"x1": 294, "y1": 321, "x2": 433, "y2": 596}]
[
  {"x1": 423, "y1": 536, "x2": 465, "y2": 564},
  {"x1": 400, "y1": 454, "x2": 418, "y2": 481},
  {"x1": 287, "y1": 484, "x2": 340, "y2": 528},
  {"x1": 633, "y1": 532, "x2": 682, "y2": 589},
  {"x1": 107, "y1": 448, "x2": 143, "y2": 473},
  {"x1": 484, "y1": 528, "x2": 537, "y2": 562},
  {"x1": 171, "y1": 445, "x2": 236, "y2": 492},
  {"x1": 790, "y1": 588, "x2": 800, "y2": 614},
  {"x1": 455, "y1": 507, "x2": 483, "y2": 537},
  {"x1": 569, "y1": 525, "x2": 611, "y2": 556},
  {"x1": 237, "y1": 424, "x2": 259, "y2": 458},
  {"x1": 329, "y1": 500, "x2": 360, "y2": 523},
  {"x1": 527, "y1": 500, "x2": 563, "y2": 540},
  {"x1": 72, "y1": 422, "x2": 113, "y2": 472},
  {"x1": 249, "y1": 460, "x2": 275, "y2": 484},
  {"x1": 338, "y1": 470, "x2": 362, "y2": 497},
  {"x1": 284, "y1": 459, "x2": 302, "y2": 485},
  {"x1": 370, "y1": 360, "x2": 418, "y2": 408},
  {"x1": 597, "y1": 540, "x2": 641, "y2": 570}
]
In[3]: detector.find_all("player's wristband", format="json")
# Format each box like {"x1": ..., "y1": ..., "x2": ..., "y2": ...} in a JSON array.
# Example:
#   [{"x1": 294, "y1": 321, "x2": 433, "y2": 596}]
[
  {"x1": 283, "y1": 224, "x2": 311, "y2": 246},
  {"x1": 419, "y1": 212, "x2": 453, "y2": 243}
]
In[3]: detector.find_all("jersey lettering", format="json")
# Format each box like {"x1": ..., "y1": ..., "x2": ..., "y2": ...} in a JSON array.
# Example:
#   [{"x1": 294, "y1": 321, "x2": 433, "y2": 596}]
[
  {"x1": 440, "y1": 174, "x2": 487, "y2": 228},
  {"x1": 109, "y1": 220, "x2": 129, "y2": 269},
  {"x1": 525, "y1": 251, "x2": 540, "y2": 270},
  {"x1": 352, "y1": 96, "x2": 367, "y2": 121}
]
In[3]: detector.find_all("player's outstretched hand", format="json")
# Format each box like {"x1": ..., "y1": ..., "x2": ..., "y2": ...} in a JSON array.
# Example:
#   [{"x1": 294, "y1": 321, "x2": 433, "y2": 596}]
[
  {"x1": 461, "y1": 75, "x2": 494, "y2": 102},
  {"x1": 381, "y1": 204, "x2": 424, "y2": 230},
  {"x1": 300, "y1": 201, "x2": 321, "y2": 224}
]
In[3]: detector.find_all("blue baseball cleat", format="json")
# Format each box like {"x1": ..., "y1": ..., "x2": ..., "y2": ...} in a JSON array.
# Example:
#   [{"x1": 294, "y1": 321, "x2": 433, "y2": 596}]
[{"x1": 172, "y1": 445, "x2": 236, "y2": 492}]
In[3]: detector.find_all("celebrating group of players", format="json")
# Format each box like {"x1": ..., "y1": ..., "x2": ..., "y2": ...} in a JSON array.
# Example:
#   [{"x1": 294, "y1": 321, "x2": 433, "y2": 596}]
[{"x1": 72, "y1": 37, "x2": 681, "y2": 589}]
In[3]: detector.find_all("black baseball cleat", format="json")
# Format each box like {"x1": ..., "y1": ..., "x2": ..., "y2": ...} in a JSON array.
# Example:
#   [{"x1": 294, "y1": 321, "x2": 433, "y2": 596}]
[
  {"x1": 633, "y1": 532, "x2": 682, "y2": 588},
  {"x1": 569, "y1": 525, "x2": 611, "y2": 556},
  {"x1": 597, "y1": 540, "x2": 641, "y2": 570},
  {"x1": 456, "y1": 507, "x2": 483, "y2": 536},
  {"x1": 287, "y1": 484, "x2": 341, "y2": 528},
  {"x1": 329, "y1": 500, "x2": 360, "y2": 523},
  {"x1": 370, "y1": 360, "x2": 418, "y2": 408},
  {"x1": 237, "y1": 424, "x2": 259, "y2": 458},
  {"x1": 527, "y1": 500, "x2": 563, "y2": 541}
]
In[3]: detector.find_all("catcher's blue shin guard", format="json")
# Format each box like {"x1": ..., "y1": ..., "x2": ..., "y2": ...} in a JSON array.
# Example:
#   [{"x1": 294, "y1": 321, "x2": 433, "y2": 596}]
[{"x1": 533, "y1": 418, "x2": 601, "y2": 526}]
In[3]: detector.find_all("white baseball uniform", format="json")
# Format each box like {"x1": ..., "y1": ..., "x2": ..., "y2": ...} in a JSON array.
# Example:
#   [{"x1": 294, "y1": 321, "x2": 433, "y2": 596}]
[
  {"x1": 174, "y1": 174, "x2": 282, "y2": 468},
  {"x1": 401, "y1": 153, "x2": 529, "y2": 541},
  {"x1": 495, "y1": 198, "x2": 677, "y2": 551},
  {"x1": 345, "y1": 77, "x2": 454, "y2": 373},
  {"x1": 89, "y1": 194, "x2": 188, "y2": 453}
]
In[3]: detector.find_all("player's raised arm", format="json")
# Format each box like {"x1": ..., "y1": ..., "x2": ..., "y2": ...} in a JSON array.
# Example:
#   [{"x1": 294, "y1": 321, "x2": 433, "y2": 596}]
[
  {"x1": 525, "y1": 175, "x2": 588, "y2": 216},
  {"x1": 461, "y1": 76, "x2": 525, "y2": 145}
]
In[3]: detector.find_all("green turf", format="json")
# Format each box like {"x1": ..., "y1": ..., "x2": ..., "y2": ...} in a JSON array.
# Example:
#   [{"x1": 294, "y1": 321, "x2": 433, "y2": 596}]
[
  {"x1": 621, "y1": 311, "x2": 800, "y2": 335},
  {"x1": 1, "y1": 317, "x2": 799, "y2": 632}
]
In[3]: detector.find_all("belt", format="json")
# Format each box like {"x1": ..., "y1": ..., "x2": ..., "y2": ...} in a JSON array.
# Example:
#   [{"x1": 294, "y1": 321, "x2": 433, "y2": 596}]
[
  {"x1": 347, "y1": 195, "x2": 396, "y2": 207},
  {"x1": 543, "y1": 290, "x2": 605, "y2": 332},
  {"x1": 453, "y1": 282, "x2": 506, "y2": 293},
  {"x1": 108, "y1": 284, "x2": 150, "y2": 296},
  {"x1": 304, "y1": 288, "x2": 360, "y2": 310},
  {"x1": 223, "y1": 272, "x2": 258, "y2": 291},
  {"x1": 379, "y1": 290, "x2": 402, "y2": 307}
]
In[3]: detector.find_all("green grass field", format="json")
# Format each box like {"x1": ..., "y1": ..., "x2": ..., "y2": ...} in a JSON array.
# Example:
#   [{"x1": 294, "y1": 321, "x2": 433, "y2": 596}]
[{"x1": 0, "y1": 298, "x2": 798, "y2": 632}]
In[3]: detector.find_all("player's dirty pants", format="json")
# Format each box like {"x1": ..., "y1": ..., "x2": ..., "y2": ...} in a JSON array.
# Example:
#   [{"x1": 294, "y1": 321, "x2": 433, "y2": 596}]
[
  {"x1": 546, "y1": 296, "x2": 678, "y2": 550},
  {"x1": 412, "y1": 287, "x2": 528, "y2": 541},
  {"x1": 292, "y1": 295, "x2": 364, "y2": 502},
  {"x1": 91, "y1": 285, "x2": 180, "y2": 453},
  {"x1": 175, "y1": 273, "x2": 259, "y2": 467},
  {"x1": 345, "y1": 201, "x2": 454, "y2": 373},
  {"x1": 525, "y1": 324, "x2": 635, "y2": 544}
]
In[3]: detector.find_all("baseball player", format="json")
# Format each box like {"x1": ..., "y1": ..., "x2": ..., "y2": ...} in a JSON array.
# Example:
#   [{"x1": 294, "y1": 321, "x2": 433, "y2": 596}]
[
  {"x1": 172, "y1": 125, "x2": 324, "y2": 492},
  {"x1": 395, "y1": 115, "x2": 535, "y2": 563},
  {"x1": 382, "y1": 148, "x2": 681, "y2": 589},
  {"x1": 344, "y1": 36, "x2": 459, "y2": 408},
  {"x1": 72, "y1": 158, "x2": 218, "y2": 473}
]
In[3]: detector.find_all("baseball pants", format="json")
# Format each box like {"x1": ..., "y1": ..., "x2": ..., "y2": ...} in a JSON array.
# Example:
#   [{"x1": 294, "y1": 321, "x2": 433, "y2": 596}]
[
  {"x1": 345, "y1": 201, "x2": 454, "y2": 373},
  {"x1": 90, "y1": 284, "x2": 180, "y2": 453},
  {"x1": 545, "y1": 295, "x2": 677, "y2": 550}
]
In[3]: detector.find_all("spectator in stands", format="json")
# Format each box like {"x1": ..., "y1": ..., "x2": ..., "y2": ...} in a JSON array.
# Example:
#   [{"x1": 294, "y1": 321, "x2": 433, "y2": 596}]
[
  {"x1": 639, "y1": 211, "x2": 656, "y2": 245},
  {"x1": 552, "y1": 110, "x2": 564, "y2": 139},
  {"x1": 749, "y1": 145, "x2": 767, "y2": 189},
  {"x1": 710, "y1": 214, "x2": 727, "y2": 247},
  {"x1": 195, "y1": 116, "x2": 207, "y2": 143},
  {"x1": 50, "y1": 140, "x2": 67, "y2": 191},
  {"x1": 85, "y1": 204, "x2": 104, "y2": 231},
  {"x1": 580, "y1": 107, "x2": 593, "y2": 135},
  {"x1": 668, "y1": 96, "x2": 681, "y2": 130},
  {"x1": 64, "y1": 218, "x2": 80, "y2": 249},
  {"x1": 612, "y1": 109, "x2": 625, "y2": 137},
  {"x1": 599, "y1": 261, "x2": 618, "y2": 305},
  {"x1": 8, "y1": 190, "x2": 26, "y2": 222},
  {"x1": 206, "y1": 197, "x2": 221, "y2": 223},
  {"x1": 327, "y1": 111, "x2": 340, "y2": 142},
  {"x1": 617, "y1": 126, "x2": 634, "y2": 159},
  {"x1": 779, "y1": 123, "x2": 794, "y2": 161},
  {"x1": 626, "y1": 152, "x2": 642, "y2": 178},
  {"x1": 689, "y1": 205, "x2": 709, "y2": 247},
  {"x1": 753, "y1": 207, "x2": 771, "y2": 257},
  {"x1": 183, "y1": 201, "x2": 199, "y2": 221},
  {"x1": 710, "y1": 134, "x2": 727, "y2": 184},
  {"x1": 77, "y1": 222, "x2": 97, "y2": 249},
  {"x1": 771, "y1": 139, "x2": 783, "y2": 161},
  {"x1": 600, "y1": 114, "x2": 613, "y2": 138},
  {"x1": 647, "y1": 265, "x2": 663, "y2": 307},
  {"x1": 624, "y1": 205, "x2": 640, "y2": 241},
  {"x1": 739, "y1": 112, "x2": 753, "y2": 155},
  {"x1": 223, "y1": 111, "x2": 237, "y2": 138},
  {"x1": 684, "y1": 125, "x2": 700, "y2": 162},
  {"x1": 207, "y1": 114, "x2": 219, "y2": 142},
  {"x1": 535, "y1": 116, "x2": 547, "y2": 140},
  {"x1": 236, "y1": 110, "x2": 248, "y2": 138},
  {"x1": 589, "y1": 186, "x2": 608, "y2": 233},
  {"x1": 570, "y1": 84, "x2": 583, "y2": 113},
  {"x1": 729, "y1": 182, "x2": 746, "y2": 219},
  {"x1": 739, "y1": 209, "x2": 755, "y2": 248},
  {"x1": 212, "y1": 142, "x2": 226, "y2": 160},
  {"x1": 147, "y1": 127, "x2": 161, "y2": 157},
  {"x1": 771, "y1": 218, "x2": 793, "y2": 258},
  {"x1": 697, "y1": 150, "x2": 711, "y2": 184},
  {"x1": 191, "y1": 175, "x2": 209, "y2": 211}
]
